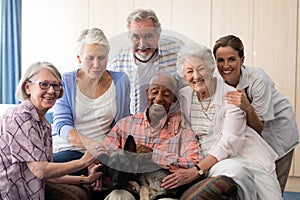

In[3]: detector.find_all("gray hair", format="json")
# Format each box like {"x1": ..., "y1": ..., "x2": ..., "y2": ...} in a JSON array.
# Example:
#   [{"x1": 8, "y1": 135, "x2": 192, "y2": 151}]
[
  {"x1": 16, "y1": 61, "x2": 64, "y2": 102},
  {"x1": 75, "y1": 27, "x2": 110, "y2": 55},
  {"x1": 176, "y1": 43, "x2": 216, "y2": 77},
  {"x1": 126, "y1": 8, "x2": 161, "y2": 36}
]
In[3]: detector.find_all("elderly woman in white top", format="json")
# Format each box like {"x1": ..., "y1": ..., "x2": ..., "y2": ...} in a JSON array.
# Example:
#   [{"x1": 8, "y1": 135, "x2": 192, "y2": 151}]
[
  {"x1": 161, "y1": 43, "x2": 282, "y2": 200},
  {"x1": 52, "y1": 28, "x2": 130, "y2": 178}
]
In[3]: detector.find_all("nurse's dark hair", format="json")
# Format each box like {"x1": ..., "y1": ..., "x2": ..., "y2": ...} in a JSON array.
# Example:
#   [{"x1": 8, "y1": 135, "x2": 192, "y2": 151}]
[{"x1": 213, "y1": 35, "x2": 244, "y2": 59}]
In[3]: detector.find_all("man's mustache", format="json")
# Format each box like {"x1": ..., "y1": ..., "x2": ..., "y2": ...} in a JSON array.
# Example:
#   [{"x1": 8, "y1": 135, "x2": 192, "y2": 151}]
[{"x1": 134, "y1": 45, "x2": 154, "y2": 50}]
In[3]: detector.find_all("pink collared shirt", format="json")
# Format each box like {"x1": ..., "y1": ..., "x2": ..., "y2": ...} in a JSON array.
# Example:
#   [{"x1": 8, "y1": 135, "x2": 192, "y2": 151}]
[{"x1": 104, "y1": 108, "x2": 202, "y2": 170}]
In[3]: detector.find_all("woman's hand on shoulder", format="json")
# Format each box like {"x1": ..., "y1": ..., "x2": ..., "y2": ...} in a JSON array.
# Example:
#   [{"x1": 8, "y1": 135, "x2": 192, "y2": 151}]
[{"x1": 225, "y1": 89, "x2": 251, "y2": 112}]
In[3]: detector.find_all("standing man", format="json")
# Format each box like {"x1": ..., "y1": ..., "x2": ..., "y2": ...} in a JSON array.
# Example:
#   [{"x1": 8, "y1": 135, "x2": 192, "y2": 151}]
[{"x1": 108, "y1": 8, "x2": 186, "y2": 114}]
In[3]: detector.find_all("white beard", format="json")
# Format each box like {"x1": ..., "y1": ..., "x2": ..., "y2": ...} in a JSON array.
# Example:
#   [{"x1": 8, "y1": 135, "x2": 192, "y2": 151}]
[
  {"x1": 148, "y1": 104, "x2": 167, "y2": 121},
  {"x1": 134, "y1": 51, "x2": 153, "y2": 62}
]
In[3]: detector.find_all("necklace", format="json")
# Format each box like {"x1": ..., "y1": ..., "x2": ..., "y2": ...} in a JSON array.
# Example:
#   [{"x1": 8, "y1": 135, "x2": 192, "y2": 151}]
[
  {"x1": 197, "y1": 93, "x2": 212, "y2": 112},
  {"x1": 196, "y1": 93, "x2": 213, "y2": 121},
  {"x1": 199, "y1": 98, "x2": 211, "y2": 112},
  {"x1": 201, "y1": 109, "x2": 213, "y2": 121}
]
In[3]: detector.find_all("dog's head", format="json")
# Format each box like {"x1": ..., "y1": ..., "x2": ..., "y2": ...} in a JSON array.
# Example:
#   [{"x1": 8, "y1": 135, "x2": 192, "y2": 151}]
[
  {"x1": 110, "y1": 135, "x2": 137, "y2": 189},
  {"x1": 123, "y1": 135, "x2": 137, "y2": 153}
]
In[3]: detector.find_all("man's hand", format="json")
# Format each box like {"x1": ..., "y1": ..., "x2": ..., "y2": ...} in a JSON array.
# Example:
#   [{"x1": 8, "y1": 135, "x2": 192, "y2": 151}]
[
  {"x1": 167, "y1": 111, "x2": 181, "y2": 135},
  {"x1": 161, "y1": 167, "x2": 201, "y2": 189},
  {"x1": 137, "y1": 143, "x2": 153, "y2": 153}
]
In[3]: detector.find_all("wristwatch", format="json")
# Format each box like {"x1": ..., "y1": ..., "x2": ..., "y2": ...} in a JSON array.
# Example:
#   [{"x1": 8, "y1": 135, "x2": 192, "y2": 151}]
[{"x1": 195, "y1": 164, "x2": 204, "y2": 177}]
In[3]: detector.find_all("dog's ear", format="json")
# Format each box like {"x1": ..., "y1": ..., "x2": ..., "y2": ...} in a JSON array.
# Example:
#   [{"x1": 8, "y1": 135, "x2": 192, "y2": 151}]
[
  {"x1": 97, "y1": 153, "x2": 110, "y2": 165},
  {"x1": 124, "y1": 135, "x2": 137, "y2": 153}
]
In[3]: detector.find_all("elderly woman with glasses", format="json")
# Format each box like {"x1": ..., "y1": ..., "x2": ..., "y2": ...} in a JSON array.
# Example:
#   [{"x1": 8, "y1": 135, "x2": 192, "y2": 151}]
[{"x1": 0, "y1": 61, "x2": 102, "y2": 200}]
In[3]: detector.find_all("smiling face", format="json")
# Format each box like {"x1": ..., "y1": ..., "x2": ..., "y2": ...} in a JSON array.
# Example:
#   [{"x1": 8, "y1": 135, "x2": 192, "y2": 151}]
[
  {"x1": 77, "y1": 43, "x2": 109, "y2": 80},
  {"x1": 147, "y1": 83, "x2": 177, "y2": 119},
  {"x1": 183, "y1": 56, "x2": 214, "y2": 98},
  {"x1": 129, "y1": 19, "x2": 160, "y2": 62},
  {"x1": 25, "y1": 69, "x2": 62, "y2": 117},
  {"x1": 215, "y1": 46, "x2": 244, "y2": 87}
]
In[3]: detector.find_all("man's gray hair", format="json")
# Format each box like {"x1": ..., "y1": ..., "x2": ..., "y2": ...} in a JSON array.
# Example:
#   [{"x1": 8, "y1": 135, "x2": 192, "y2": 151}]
[{"x1": 126, "y1": 8, "x2": 162, "y2": 36}]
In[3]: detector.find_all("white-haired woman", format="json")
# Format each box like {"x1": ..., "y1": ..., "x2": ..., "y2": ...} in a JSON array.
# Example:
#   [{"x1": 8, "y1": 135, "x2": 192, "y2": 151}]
[
  {"x1": 52, "y1": 28, "x2": 131, "y2": 179},
  {"x1": 161, "y1": 43, "x2": 282, "y2": 200}
]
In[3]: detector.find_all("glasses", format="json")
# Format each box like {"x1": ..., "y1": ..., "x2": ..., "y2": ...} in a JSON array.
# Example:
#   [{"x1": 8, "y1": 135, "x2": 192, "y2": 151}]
[
  {"x1": 28, "y1": 80, "x2": 62, "y2": 91},
  {"x1": 130, "y1": 33, "x2": 155, "y2": 42}
]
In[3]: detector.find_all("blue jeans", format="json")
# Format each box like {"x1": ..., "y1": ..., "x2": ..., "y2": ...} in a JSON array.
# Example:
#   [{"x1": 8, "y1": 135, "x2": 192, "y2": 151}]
[{"x1": 53, "y1": 150, "x2": 88, "y2": 176}]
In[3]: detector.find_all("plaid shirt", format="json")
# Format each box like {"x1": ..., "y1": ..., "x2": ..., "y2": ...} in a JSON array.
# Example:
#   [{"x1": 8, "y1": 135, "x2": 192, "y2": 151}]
[
  {"x1": 108, "y1": 35, "x2": 186, "y2": 114},
  {"x1": 104, "y1": 108, "x2": 202, "y2": 169}
]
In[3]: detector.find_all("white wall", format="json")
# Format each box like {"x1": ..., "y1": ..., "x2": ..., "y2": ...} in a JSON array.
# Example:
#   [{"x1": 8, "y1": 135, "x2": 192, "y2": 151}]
[{"x1": 22, "y1": 0, "x2": 300, "y2": 176}]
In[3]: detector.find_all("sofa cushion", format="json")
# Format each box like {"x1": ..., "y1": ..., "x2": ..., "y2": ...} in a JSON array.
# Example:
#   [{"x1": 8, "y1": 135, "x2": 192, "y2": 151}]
[
  {"x1": 45, "y1": 181, "x2": 92, "y2": 200},
  {"x1": 180, "y1": 175, "x2": 238, "y2": 200}
]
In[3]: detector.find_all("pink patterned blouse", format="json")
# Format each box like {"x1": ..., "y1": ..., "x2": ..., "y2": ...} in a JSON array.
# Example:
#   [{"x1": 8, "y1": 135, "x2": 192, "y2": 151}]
[{"x1": 0, "y1": 100, "x2": 52, "y2": 200}]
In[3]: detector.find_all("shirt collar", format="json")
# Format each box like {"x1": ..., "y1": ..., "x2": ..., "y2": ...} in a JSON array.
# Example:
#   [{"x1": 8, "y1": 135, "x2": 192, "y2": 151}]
[
  {"x1": 236, "y1": 65, "x2": 250, "y2": 89},
  {"x1": 212, "y1": 78, "x2": 227, "y2": 106},
  {"x1": 22, "y1": 100, "x2": 51, "y2": 128}
]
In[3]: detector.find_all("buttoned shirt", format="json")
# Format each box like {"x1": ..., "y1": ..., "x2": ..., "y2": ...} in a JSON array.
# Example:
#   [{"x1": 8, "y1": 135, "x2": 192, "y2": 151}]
[
  {"x1": 108, "y1": 35, "x2": 185, "y2": 114},
  {"x1": 0, "y1": 100, "x2": 52, "y2": 200},
  {"x1": 236, "y1": 65, "x2": 299, "y2": 158},
  {"x1": 103, "y1": 108, "x2": 202, "y2": 169}
]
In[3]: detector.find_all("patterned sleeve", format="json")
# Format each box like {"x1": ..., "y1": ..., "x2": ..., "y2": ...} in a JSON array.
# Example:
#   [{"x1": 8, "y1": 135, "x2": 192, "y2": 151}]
[
  {"x1": 152, "y1": 129, "x2": 202, "y2": 169},
  {"x1": 103, "y1": 121, "x2": 125, "y2": 150},
  {"x1": 2, "y1": 113, "x2": 51, "y2": 163}
]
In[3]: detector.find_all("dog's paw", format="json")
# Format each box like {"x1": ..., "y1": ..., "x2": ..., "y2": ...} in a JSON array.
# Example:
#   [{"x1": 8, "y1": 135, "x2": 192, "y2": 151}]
[
  {"x1": 149, "y1": 189, "x2": 157, "y2": 200},
  {"x1": 140, "y1": 185, "x2": 150, "y2": 200},
  {"x1": 128, "y1": 181, "x2": 140, "y2": 192}
]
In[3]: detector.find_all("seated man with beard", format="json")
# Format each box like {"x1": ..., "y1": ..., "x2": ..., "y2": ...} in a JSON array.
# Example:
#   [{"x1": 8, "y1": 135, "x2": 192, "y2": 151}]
[{"x1": 102, "y1": 73, "x2": 203, "y2": 200}]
